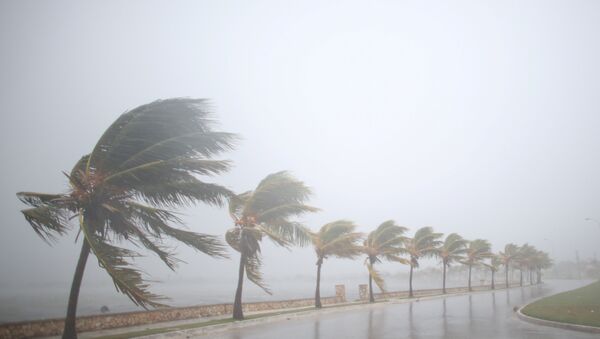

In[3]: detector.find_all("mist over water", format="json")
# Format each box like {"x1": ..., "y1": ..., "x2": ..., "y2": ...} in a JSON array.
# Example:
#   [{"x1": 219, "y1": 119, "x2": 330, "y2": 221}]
[{"x1": 0, "y1": 273, "x2": 476, "y2": 323}]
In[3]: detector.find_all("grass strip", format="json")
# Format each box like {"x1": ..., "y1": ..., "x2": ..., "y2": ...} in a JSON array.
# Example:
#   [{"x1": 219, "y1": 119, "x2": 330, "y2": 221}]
[{"x1": 522, "y1": 280, "x2": 600, "y2": 328}]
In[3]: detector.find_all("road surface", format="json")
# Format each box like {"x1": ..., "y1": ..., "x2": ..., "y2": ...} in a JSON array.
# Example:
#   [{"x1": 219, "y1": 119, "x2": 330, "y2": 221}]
[{"x1": 154, "y1": 280, "x2": 597, "y2": 339}]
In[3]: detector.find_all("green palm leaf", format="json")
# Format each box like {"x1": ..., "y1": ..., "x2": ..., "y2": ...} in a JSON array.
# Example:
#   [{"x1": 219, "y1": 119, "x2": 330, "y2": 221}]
[
  {"x1": 16, "y1": 98, "x2": 236, "y2": 322},
  {"x1": 80, "y1": 217, "x2": 167, "y2": 308},
  {"x1": 227, "y1": 172, "x2": 318, "y2": 319},
  {"x1": 363, "y1": 220, "x2": 408, "y2": 298}
]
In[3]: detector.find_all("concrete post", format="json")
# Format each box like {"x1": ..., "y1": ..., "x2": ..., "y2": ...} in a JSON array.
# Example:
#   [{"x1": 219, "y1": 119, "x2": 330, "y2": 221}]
[
  {"x1": 335, "y1": 284, "x2": 346, "y2": 302},
  {"x1": 359, "y1": 284, "x2": 368, "y2": 301}
]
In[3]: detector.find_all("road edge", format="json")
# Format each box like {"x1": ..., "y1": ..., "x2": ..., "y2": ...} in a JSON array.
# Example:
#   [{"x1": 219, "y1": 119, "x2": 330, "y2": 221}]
[
  {"x1": 141, "y1": 286, "x2": 524, "y2": 338},
  {"x1": 517, "y1": 305, "x2": 600, "y2": 334}
]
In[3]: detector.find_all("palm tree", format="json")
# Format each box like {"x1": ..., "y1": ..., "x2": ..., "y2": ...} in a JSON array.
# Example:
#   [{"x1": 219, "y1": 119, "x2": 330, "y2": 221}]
[
  {"x1": 498, "y1": 243, "x2": 519, "y2": 288},
  {"x1": 17, "y1": 98, "x2": 236, "y2": 338},
  {"x1": 225, "y1": 171, "x2": 318, "y2": 320},
  {"x1": 403, "y1": 227, "x2": 443, "y2": 297},
  {"x1": 516, "y1": 244, "x2": 536, "y2": 286},
  {"x1": 436, "y1": 233, "x2": 467, "y2": 294},
  {"x1": 312, "y1": 220, "x2": 363, "y2": 308},
  {"x1": 463, "y1": 239, "x2": 492, "y2": 291},
  {"x1": 363, "y1": 220, "x2": 409, "y2": 302},
  {"x1": 531, "y1": 250, "x2": 552, "y2": 284},
  {"x1": 484, "y1": 254, "x2": 502, "y2": 290}
]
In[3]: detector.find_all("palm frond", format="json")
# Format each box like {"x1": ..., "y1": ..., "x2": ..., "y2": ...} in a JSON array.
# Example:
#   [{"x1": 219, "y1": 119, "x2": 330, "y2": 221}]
[
  {"x1": 318, "y1": 220, "x2": 355, "y2": 242},
  {"x1": 228, "y1": 191, "x2": 252, "y2": 220},
  {"x1": 123, "y1": 202, "x2": 184, "y2": 235},
  {"x1": 118, "y1": 201, "x2": 227, "y2": 258},
  {"x1": 117, "y1": 131, "x2": 237, "y2": 171},
  {"x1": 262, "y1": 220, "x2": 312, "y2": 247},
  {"x1": 131, "y1": 230, "x2": 181, "y2": 270},
  {"x1": 465, "y1": 239, "x2": 493, "y2": 264},
  {"x1": 133, "y1": 177, "x2": 232, "y2": 208},
  {"x1": 365, "y1": 259, "x2": 386, "y2": 292},
  {"x1": 257, "y1": 225, "x2": 292, "y2": 247},
  {"x1": 405, "y1": 226, "x2": 443, "y2": 260},
  {"x1": 87, "y1": 98, "x2": 236, "y2": 174},
  {"x1": 20, "y1": 206, "x2": 72, "y2": 244},
  {"x1": 227, "y1": 227, "x2": 271, "y2": 294},
  {"x1": 320, "y1": 233, "x2": 364, "y2": 259},
  {"x1": 225, "y1": 228, "x2": 242, "y2": 252},
  {"x1": 244, "y1": 171, "x2": 313, "y2": 215},
  {"x1": 257, "y1": 204, "x2": 319, "y2": 224},
  {"x1": 17, "y1": 192, "x2": 74, "y2": 244},
  {"x1": 244, "y1": 252, "x2": 271, "y2": 295},
  {"x1": 160, "y1": 225, "x2": 228, "y2": 258},
  {"x1": 81, "y1": 219, "x2": 167, "y2": 309},
  {"x1": 368, "y1": 220, "x2": 408, "y2": 247},
  {"x1": 105, "y1": 158, "x2": 232, "y2": 188},
  {"x1": 386, "y1": 254, "x2": 411, "y2": 265},
  {"x1": 17, "y1": 192, "x2": 67, "y2": 207}
]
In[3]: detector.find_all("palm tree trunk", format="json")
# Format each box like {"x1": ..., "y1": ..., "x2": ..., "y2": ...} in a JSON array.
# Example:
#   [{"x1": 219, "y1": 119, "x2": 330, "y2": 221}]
[
  {"x1": 233, "y1": 253, "x2": 245, "y2": 320},
  {"x1": 530, "y1": 270, "x2": 533, "y2": 285},
  {"x1": 505, "y1": 264, "x2": 509, "y2": 289},
  {"x1": 519, "y1": 269, "x2": 523, "y2": 287},
  {"x1": 63, "y1": 240, "x2": 91, "y2": 339},
  {"x1": 442, "y1": 262, "x2": 447, "y2": 294},
  {"x1": 491, "y1": 270, "x2": 495, "y2": 290},
  {"x1": 409, "y1": 264, "x2": 414, "y2": 298},
  {"x1": 468, "y1": 264, "x2": 472, "y2": 292},
  {"x1": 368, "y1": 257, "x2": 375, "y2": 303},
  {"x1": 315, "y1": 259, "x2": 323, "y2": 308}
]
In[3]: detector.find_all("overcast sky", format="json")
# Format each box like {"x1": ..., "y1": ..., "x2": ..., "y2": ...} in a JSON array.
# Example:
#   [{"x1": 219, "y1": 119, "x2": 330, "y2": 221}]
[{"x1": 1, "y1": 0, "x2": 599, "y2": 308}]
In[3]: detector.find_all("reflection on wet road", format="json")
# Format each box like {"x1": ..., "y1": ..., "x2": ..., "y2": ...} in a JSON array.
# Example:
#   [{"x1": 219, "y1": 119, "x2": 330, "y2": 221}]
[{"x1": 190, "y1": 280, "x2": 597, "y2": 339}]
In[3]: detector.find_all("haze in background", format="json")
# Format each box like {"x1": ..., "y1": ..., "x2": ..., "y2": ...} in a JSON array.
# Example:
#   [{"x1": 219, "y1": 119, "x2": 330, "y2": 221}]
[{"x1": 1, "y1": 0, "x2": 599, "y2": 321}]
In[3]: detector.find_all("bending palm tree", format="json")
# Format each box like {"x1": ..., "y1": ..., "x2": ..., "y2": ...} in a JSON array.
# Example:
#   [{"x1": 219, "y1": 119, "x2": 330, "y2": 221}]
[
  {"x1": 516, "y1": 244, "x2": 536, "y2": 286},
  {"x1": 312, "y1": 220, "x2": 363, "y2": 308},
  {"x1": 226, "y1": 171, "x2": 317, "y2": 320},
  {"x1": 531, "y1": 250, "x2": 552, "y2": 284},
  {"x1": 403, "y1": 227, "x2": 443, "y2": 297},
  {"x1": 484, "y1": 254, "x2": 502, "y2": 290},
  {"x1": 463, "y1": 239, "x2": 492, "y2": 291},
  {"x1": 436, "y1": 233, "x2": 467, "y2": 294},
  {"x1": 498, "y1": 243, "x2": 519, "y2": 288},
  {"x1": 17, "y1": 98, "x2": 235, "y2": 338},
  {"x1": 363, "y1": 220, "x2": 408, "y2": 302}
]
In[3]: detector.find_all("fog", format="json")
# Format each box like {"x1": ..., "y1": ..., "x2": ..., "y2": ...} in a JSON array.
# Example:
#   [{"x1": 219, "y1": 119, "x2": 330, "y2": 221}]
[{"x1": 1, "y1": 0, "x2": 600, "y2": 321}]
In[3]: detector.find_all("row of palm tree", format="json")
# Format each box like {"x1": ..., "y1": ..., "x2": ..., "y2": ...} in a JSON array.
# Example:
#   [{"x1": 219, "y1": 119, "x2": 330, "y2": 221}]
[
  {"x1": 16, "y1": 99, "x2": 551, "y2": 337},
  {"x1": 310, "y1": 221, "x2": 552, "y2": 307}
]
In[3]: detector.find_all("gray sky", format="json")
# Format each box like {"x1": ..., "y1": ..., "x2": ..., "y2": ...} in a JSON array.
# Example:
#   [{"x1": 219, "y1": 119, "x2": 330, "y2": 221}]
[{"x1": 1, "y1": 0, "x2": 599, "y2": 300}]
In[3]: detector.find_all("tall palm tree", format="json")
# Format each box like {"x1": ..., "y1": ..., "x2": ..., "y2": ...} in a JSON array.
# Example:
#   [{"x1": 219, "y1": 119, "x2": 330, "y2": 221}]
[
  {"x1": 436, "y1": 233, "x2": 467, "y2": 294},
  {"x1": 498, "y1": 243, "x2": 519, "y2": 288},
  {"x1": 463, "y1": 239, "x2": 492, "y2": 291},
  {"x1": 17, "y1": 98, "x2": 236, "y2": 338},
  {"x1": 516, "y1": 243, "x2": 536, "y2": 286},
  {"x1": 403, "y1": 227, "x2": 443, "y2": 297},
  {"x1": 225, "y1": 171, "x2": 318, "y2": 320},
  {"x1": 485, "y1": 254, "x2": 502, "y2": 290},
  {"x1": 531, "y1": 250, "x2": 552, "y2": 284},
  {"x1": 363, "y1": 220, "x2": 409, "y2": 302},
  {"x1": 312, "y1": 220, "x2": 363, "y2": 308}
]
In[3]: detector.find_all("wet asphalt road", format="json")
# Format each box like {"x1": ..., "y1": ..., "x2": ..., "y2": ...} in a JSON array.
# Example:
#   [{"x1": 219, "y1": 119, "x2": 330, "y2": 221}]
[{"x1": 173, "y1": 280, "x2": 597, "y2": 339}]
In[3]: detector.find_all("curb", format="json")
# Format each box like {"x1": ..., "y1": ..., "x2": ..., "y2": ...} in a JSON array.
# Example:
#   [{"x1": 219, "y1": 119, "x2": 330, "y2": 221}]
[
  {"x1": 517, "y1": 306, "x2": 600, "y2": 334},
  {"x1": 142, "y1": 285, "x2": 525, "y2": 338}
]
